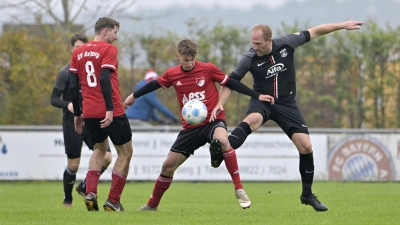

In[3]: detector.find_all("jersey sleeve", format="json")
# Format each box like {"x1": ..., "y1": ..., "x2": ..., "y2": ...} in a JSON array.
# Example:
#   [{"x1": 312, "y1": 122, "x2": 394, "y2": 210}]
[
  {"x1": 209, "y1": 63, "x2": 229, "y2": 85},
  {"x1": 101, "y1": 46, "x2": 118, "y2": 71},
  {"x1": 54, "y1": 67, "x2": 69, "y2": 91},
  {"x1": 69, "y1": 53, "x2": 77, "y2": 73},
  {"x1": 157, "y1": 69, "x2": 172, "y2": 89},
  {"x1": 280, "y1": 31, "x2": 309, "y2": 50},
  {"x1": 231, "y1": 51, "x2": 253, "y2": 80}
]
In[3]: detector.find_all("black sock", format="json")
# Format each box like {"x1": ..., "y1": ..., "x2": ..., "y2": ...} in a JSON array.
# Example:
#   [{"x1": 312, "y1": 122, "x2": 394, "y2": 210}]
[
  {"x1": 228, "y1": 122, "x2": 252, "y2": 149},
  {"x1": 299, "y1": 152, "x2": 314, "y2": 196},
  {"x1": 100, "y1": 166, "x2": 107, "y2": 175},
  {"x1": 63, "y1": 167, "x2": 76, "y2": 201},
  {"x1": 80, "y1": 166, "x2": 107, "y2": 189}
]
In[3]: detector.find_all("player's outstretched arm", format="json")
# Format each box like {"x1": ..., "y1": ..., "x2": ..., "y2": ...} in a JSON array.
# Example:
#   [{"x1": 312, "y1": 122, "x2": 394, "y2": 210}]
[
  {"x1": 308, "y1": 20, "x2": 364, "y2": 41},
  {"x1": 123, "y1": 94, "x2": 136, "y2": 109},
  {"x1": 124, "y1": 79, "x2": 162, "y2": 108}
]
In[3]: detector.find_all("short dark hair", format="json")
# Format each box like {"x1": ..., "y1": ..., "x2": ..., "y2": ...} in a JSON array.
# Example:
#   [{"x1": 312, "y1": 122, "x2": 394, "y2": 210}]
[
  {"x1": 94, "y1": 17, "x2": 120, "y2": 35},
  {"x1": 70, "y1": 33, "x2": 88, "y2": 46},
  {"x1": 177, "y1": 39, "x2": 197, "y2": 57}
]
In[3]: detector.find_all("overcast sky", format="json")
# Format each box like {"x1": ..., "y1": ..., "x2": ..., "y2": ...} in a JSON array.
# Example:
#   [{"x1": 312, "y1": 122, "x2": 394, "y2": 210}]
[{"x1": 133, "y1": 0, "x2": 300, "y2": 11}]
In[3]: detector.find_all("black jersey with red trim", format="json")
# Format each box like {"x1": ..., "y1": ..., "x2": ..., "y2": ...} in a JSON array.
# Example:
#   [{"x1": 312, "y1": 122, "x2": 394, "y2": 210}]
[{"x1": 231, "y1": 30, "x2": 310, "y2": 102}]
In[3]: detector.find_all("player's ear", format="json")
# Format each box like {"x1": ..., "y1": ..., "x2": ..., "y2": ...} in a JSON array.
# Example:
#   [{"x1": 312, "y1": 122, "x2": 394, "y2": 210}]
[{"x1": 176, "y1": 53, "x2": 180, "y2": 60}]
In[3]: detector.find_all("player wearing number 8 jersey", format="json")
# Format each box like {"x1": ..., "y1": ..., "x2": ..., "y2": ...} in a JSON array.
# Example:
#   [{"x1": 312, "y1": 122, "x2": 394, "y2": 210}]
[{"x1": 69, "y1": 17, "x2": 133, "y2": 212}]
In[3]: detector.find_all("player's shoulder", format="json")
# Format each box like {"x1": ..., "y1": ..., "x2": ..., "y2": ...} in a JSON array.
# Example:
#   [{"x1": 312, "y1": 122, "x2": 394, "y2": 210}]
[
  {"x1": 197, "y1": 61, "x2": 216, "y2": 68},
  {"x1": 58, "y1": 63, "x2": 70, "y2": 75},
  {"x1": 163, "y1": 65, "x2": 181, "y2": 76},
  {"x1": 244, "y1": 48, "x2": 257, "y2": 58}
]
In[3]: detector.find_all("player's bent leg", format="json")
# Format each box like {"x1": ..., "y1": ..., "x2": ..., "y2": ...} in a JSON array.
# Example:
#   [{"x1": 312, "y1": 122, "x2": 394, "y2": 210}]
[
  {"x1": 229, "y1": 112, "x2": 262, "y2": 149},
  {"x1": 210, "y1": 127, "x2": 230, "y2": 168},
  {"x1": 139, "y1": 151, "x2": 187, "y2": 211}
]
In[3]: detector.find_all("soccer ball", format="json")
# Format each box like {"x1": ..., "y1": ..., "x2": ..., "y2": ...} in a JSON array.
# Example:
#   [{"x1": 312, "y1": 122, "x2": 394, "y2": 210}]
[{"x1": 182, "y1": 99, "x2": 208, "y2": 125}]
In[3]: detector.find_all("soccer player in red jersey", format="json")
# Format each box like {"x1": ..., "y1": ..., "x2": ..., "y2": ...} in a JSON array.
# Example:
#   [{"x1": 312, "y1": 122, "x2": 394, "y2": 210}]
[
  {"x1": 69, "y1": 17, "x2": 133, "y2": 212},
  {"x1": 50, "y1": 33, "x2": 112, "y2": 207},
  {"x1": 123, "y1": 39, "x2": 274, "y2": 210}
]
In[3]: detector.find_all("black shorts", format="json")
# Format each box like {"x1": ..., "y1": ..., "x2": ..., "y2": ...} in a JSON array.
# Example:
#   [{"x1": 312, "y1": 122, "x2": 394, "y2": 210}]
[
  {"x1": 63, "y1": 120, "x2": 93, "y2": 159},
  {"x1": 84, "y1": 114, "x2": 132, "y2": 146},
  {"x1": 170, "y1": 119, "x2": 227, "y2": 157},
  {"x1": 63, "y1": 120, "x2": 111, "y2": 159},
  {"x1": 247, "y1": 98, "x2": 309, "y2": 138}
]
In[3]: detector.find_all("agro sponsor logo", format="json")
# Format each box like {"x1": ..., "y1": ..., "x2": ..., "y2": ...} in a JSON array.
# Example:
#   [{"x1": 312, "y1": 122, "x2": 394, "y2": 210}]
[
  {"x1": 182, "y1": 91, "x2": 205, "y2": 105},
  {"x1": 328, "y1": 136, "x2": 394, "y2": 181}
]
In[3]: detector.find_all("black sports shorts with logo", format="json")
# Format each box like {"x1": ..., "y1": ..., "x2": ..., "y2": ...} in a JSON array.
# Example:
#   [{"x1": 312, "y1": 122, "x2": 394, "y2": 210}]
[
  {"x1": 170, "y1": 119, "x2": 227, "y2": 158},
  {"x1": 247, "y1": 98, "x2": 309, "y2": 139},
  {"x1": 84, "y1": 114, "x2": 132, "y2": 146}
]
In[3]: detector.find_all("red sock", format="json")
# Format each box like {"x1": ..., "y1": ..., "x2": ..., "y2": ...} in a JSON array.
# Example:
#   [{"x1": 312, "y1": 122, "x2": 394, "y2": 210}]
[
  {"x1": 147, "y1": 175, "x2": 173, "y2": 208},
  {"x1": 107, "y1": 171, "x2": 127, "y2": 204},
  {"x1": 223, "y1": 149, "x2": 243, "y2": 190},
  {"x1": 86, "y1": 170, "x2": 101, "y2": 195}
]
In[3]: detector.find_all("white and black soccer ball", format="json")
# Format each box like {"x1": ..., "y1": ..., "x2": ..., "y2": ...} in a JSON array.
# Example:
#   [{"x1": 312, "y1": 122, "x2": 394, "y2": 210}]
[{"x1": 182, "y1": 99, "x2": 208, "y2": 125}]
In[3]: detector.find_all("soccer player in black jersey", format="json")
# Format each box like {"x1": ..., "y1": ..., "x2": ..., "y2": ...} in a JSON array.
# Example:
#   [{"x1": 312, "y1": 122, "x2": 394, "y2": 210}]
[{"x1": 210, "y1": 20, "x2": 364, "y2": 211}]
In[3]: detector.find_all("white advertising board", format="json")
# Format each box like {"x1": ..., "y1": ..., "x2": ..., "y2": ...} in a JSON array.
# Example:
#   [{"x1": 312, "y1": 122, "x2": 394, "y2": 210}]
[{"x1": 0, "y1": 131, "x2": 327, "y2": 181}]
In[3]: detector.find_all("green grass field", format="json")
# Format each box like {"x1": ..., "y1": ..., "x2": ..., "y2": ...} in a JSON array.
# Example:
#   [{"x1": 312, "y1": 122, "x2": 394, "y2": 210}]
[{"x1": 0, "y1": 181, "x2": 399, "y2": 224}]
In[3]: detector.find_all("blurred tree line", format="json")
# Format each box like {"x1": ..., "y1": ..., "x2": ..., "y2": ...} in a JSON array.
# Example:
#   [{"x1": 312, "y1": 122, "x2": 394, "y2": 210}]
[{"x1": 0, "y1": 18, "x2": 399, "y2": 128}]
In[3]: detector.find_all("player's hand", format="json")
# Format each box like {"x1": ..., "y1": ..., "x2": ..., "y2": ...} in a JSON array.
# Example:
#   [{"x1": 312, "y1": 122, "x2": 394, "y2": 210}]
[
  {"x1": 67, "y1": 102, "x2": 74, "y2": 113},
  {"x1": 258, "y1": 94, "x2": 275, "y2": 105},
  {"x1": 209, "y1": 104, "x2": 224, "y2": 122},
  {"x1": 100, "y1": 111, "x2": 113, "y2": 128},
  {"x1": 74, "y1": 115, "x2": 84, "y2": 134},
  {"x1": 344, "y1": 20, "x2": 364, "y2": 30},
  {"x1": 123, "y1": 94, "x2": 136, "y2": 109}
]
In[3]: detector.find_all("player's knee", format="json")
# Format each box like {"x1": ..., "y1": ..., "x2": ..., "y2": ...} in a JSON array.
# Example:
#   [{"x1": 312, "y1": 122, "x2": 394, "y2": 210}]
[
  {"x1": 301, "y1": 143, "x2": 313, "y2": 154},
  {"x1": 161, "y1": 161, "x2": 176, "y2": 176},
  {"x1": 218, "y1": 137, "x2": 231, "y2": 152},
  {"x1": 244, "y1": 112, "x2": 264, "y2": 130},
  {"x1": 229, "y1": 122, "x2": 252, "y2": 149},
  {"x1": 67, "y1": 157, "x2": 80, "y2": 171}
]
